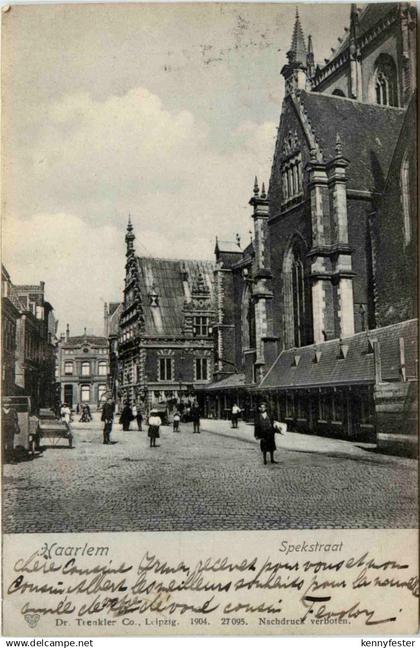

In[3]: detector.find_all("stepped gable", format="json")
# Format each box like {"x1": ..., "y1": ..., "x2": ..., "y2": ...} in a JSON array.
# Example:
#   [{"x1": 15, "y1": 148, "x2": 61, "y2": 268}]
[
  {"x1": 136, "y1": 257, "x2": 215, "y2": 337},
  {"x1": 297, "y1": 90, "x2": 404, "y2": 191}
]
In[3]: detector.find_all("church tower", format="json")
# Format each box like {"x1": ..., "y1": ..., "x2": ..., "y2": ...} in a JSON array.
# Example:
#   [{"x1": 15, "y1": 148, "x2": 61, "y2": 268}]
[{"x1": 281, "y1": 9, "x2": 309, "y2": 94}]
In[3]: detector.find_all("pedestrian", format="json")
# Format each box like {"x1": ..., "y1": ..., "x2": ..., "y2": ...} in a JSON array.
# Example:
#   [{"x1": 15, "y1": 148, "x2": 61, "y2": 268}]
[
  {"x1": 2, "y1": 402, "x2": 19, "y2": 462},
  {"x1": 119, "y1": 402, "x2": 134, "y2": 431},
  {"x1": 79, "y1": 404, "x2": 91, "y2": 423},
  {"x1": 101, "y1": 397, "x2": 115, "y2": 445},
  {"x1": 231, "y1": 403, "x2": 241, "y2": 429},
  {"x1": 60, "y1": 402, "x2": 72, "y2": 425},
  {"x1": 147, "y1": 409, "x2": 161, "y2": 447},
  {"x1": 173, "y1": 410, "x2": 181, "y2": 432},
  {"x1": 190, "y1": 401, "x2": 200, "y2": 433},
  {"x1": 136, "y1": 408, "x2": 143, "y2": 431},
  {"x1": 254, "y1": 402, "x2": 286, "y2": 465}
]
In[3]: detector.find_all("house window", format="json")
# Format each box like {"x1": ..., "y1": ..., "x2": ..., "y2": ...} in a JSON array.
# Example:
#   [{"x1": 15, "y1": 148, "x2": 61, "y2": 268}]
[
  {"x1": 332, "y1": 392, "x2": 343, "y2": 422},
  {"x1": 98, "y1": 385, "x2": 107, "y2": 403},
  {"x1": 81, "y1": 361, "x2": 90, "y2": 376},
  {"x1": 98, "y1": 361, "x2": 107, "y2": 376},
  {"x1": 195, "y1": 358, "x2": 208, "y2": 381},
  {"x1": 401, "y1": 155, "x2": 411, "y2": 245},
  {"x1": 64, "y1": 361, "x2": 73, "y2": 375},
  {"x1": 81, "y1": 385, "x2": 90, "y2": 402},
  {"x1": 193, "y1": 316, "x2": 209, "y2": 337},
  {"x1": 159, "y1": 357, "x2": 172, "y2": 381},
  {"x1": 285, "y1": 393, "x2": 294, "y2": 418}
]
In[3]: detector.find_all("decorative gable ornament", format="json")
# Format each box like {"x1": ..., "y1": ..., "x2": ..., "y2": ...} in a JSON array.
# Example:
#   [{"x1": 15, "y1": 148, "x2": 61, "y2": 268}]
[{"x1": 282, "y1": 129, "x2": 300, "y2": 158}]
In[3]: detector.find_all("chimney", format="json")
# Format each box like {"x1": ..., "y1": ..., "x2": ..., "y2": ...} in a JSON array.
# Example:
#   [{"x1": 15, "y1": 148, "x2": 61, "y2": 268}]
[{"x1": 66, "y1": 323, "x2": 70, "y2": 341}]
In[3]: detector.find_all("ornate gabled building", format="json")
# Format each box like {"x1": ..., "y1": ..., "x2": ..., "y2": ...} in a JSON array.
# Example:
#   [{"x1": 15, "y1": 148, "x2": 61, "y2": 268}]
[
  {"x1": 118, "y1": 218, "x2": 216, "y2": 414},
  {"x1": 202, "y1": 4, "x2": 417, "y2": 455}
]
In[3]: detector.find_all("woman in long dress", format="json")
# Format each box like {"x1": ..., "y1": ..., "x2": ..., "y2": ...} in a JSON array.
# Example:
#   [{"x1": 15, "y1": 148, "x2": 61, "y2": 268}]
[{"x1": 147, "y1": 410, "x2": 162, "y2": 447}]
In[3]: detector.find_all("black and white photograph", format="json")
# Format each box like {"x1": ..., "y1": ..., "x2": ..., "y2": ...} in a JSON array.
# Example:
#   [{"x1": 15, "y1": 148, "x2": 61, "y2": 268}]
[{"x1": 2, "y1": 1, "x2": 418, "y2": 542}]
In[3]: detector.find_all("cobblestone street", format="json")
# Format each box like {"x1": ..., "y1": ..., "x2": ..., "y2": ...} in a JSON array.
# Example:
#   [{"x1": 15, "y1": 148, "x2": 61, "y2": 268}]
[{"x1": 3, "y1": 415, "x2": 417, "y2": 533}]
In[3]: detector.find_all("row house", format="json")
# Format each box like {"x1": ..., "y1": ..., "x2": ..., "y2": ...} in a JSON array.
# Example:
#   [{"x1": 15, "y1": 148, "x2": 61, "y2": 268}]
[{"x1": 1, "y1": 265, "x2": 57, "y2": 412}]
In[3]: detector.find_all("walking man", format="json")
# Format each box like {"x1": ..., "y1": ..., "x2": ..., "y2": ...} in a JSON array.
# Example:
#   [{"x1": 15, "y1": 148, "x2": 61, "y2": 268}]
[
  {"x1": 191, "y1": 401, "x2": 200, "y2": 434},
  {"x1": 254, "y1": 402, "x2": 285, "y2": 465},
  {"x1": 101, "y1": 397, "x2": 115, "y2": 445},
  {"x1": 231, "y1": 403, "x2": 241, "y2": 429}
]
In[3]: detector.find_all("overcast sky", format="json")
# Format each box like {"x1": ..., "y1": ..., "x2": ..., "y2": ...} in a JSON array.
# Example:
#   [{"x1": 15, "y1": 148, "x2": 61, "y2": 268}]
[{"x1": 3, "y1": 2, "x2": 351, "y2": 335}]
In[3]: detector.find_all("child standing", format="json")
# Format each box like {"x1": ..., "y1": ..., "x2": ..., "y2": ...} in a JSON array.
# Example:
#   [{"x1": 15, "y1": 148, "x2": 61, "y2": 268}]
[
  {"x1": 147, "y1": 410, "x2": 162, "y2": 447},
  {"x1": 173, "y1": 410, "x2": 181, "y2": 432}
]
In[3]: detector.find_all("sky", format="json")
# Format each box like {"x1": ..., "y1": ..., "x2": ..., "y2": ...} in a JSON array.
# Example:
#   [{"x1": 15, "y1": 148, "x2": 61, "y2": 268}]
[{"x1": 2, "y1": 2, "x2": 351, "y2": 335}]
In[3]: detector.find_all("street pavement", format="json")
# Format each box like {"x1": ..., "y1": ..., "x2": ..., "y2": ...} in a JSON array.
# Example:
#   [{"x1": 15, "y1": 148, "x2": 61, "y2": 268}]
[{"x1": 3, "y1": 414, "x2": 417, "y2": 533}]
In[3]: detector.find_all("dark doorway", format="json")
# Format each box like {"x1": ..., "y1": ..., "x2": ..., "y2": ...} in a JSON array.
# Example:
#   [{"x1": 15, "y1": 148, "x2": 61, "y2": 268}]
[{"x1": 64, "y1": 384, "x2": 73, "y2": 408}]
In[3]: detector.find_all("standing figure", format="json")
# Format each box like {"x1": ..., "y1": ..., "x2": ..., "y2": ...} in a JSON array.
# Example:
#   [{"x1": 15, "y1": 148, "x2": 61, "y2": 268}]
[
  {"x1": 2, "y1": 403, "x2": 19, "y2": 462},
  {"x1": 254, "y1": 402, "x2": 281, "y2": 465},
  {"x1": 101, "y1": 397, "x2": 115, "y2": 445},
  {"x1": 119, "y1": 402, "x2": 133, "y2": 431},
  {"x1": 231, "y1": 403, "x2": 241, "y2": 429},
  {"x1": 147, "y1": 410, "x2": 162, "y2": 447},
  {"x1": 190, "y1": 402, "x2": 200, "y2": 434},
  {"x1": 173, "y1": 410, "x2": 181, "y2": 432},
  {"x1": 60, "y1": 403, "x2": 72, "y2": 425},
  {"x1": 136, "y1": 408, "x2": 143, "y2": 431}
]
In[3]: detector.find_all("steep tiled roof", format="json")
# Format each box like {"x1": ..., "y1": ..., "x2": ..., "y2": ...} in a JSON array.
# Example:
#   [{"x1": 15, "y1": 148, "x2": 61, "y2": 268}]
[
  {"x1": 260, "y1": 320, "x2": 418, "y2": 390},
  {"x1": 204, "y1": 373, "x2": 246, "y2": 391},
  {"x1": 108, "y1": 303, "x2": 123, "y2": 337},
  {"x1": 62, "y1": 335, "x2": 108, "y2": 348},
  {"x1": 297, "y1": 91, "x2": 404, "y2": 192},
  {"x1": 215, "y1": 240, "x2": 242, "y2": 254},
  {"x1": 137, "y1": 257, "x2": 215, "y2": 337}
]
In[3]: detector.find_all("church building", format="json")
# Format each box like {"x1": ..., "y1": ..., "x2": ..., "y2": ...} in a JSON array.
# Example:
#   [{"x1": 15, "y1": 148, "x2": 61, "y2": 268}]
[{"x1": 201, "y1": 3, "x2": 417, "y2": 455}]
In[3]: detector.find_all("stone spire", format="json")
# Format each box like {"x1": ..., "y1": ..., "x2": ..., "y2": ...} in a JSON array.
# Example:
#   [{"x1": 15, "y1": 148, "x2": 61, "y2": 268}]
[
  {"x1": 125, "y1": 214, "x2": 135, "y2": 258},
  {"x1": 288, "y1": 8, "x2": 307, "y2": 65},
  {"x1": 281, "y1": 8, "x2": 309, "y2": 94}
]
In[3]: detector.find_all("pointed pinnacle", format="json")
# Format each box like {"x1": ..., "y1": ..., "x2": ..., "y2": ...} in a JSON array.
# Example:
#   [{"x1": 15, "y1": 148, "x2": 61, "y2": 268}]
[
  {"x1": 261, "y1": 182, "x2": 267, "y2": 199},
  {"x1": 335, "y1": 133, "x2": 343, "y2": 156},
  {"x1": 253, "y1": 176, "x2": 260, "y2": 196},
  {"x1": 127, "y1": 213, "x2": 133, "y2": 231}
]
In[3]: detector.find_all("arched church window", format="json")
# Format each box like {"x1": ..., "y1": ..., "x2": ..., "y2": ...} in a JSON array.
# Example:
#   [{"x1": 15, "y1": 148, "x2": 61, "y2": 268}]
[
  {"x1": 370, "y1": 54, "x2": 398, "y2": 107},
  {"x1": 401, "y1": 154, "x2": 411, "y2": 245},
  {"x1": 281, "y1": 154, "x2": 303, "y2": 204},
  {"x1": 283, "y1": 237, "x2": 313, "y2": 348}
]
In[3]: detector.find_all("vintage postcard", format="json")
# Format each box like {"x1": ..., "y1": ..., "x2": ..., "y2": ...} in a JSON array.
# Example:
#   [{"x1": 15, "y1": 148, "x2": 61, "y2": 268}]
[{"x1": 1, "y1": 1, "x2": 418, "y2": 638}]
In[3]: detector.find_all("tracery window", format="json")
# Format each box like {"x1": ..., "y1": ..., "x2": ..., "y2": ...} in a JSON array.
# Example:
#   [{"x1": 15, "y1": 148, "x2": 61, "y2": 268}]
[
  {"x1": 371, "y1": 54, "x2": 398, "y2": 107},
  {"x1": 282, "y1": 154, "x2": 303, "y2": 203}
]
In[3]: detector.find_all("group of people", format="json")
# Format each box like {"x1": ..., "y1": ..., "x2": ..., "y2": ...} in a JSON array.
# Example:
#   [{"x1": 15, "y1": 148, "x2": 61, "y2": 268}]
[{"x1": 99, "y1": 399, "x2": 202, "y2": 446}]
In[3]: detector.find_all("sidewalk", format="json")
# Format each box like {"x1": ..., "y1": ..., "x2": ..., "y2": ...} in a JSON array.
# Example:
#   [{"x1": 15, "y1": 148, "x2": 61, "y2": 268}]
[{"x1": 200, "y1": 417, "x2": 413, "y2": 464}]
